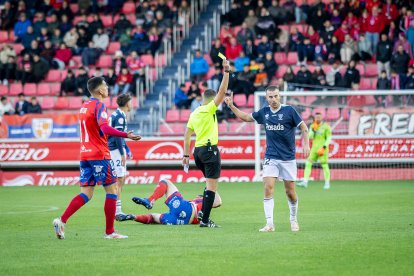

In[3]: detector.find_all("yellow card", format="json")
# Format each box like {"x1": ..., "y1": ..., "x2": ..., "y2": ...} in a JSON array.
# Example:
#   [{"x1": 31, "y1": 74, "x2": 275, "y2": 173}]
[{"x1": 218, "y1": 52, "x2": 226, "y2": 60}]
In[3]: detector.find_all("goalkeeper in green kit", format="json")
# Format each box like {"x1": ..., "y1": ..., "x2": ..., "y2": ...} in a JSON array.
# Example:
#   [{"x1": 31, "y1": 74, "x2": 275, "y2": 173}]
[{"x1": 297, "y1": 112, "x2": 332, "y2": 189}]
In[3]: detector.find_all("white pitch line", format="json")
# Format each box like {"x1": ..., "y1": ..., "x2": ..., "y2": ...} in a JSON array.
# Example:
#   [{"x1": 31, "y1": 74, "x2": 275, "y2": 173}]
[{"x1": 1, "y1": 206, "x2": 59, "y2": 215}]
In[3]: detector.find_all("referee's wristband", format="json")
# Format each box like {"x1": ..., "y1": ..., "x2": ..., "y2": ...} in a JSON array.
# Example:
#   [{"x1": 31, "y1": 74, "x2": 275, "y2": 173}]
[
  {"x1": 183, "y1": 155, "x2": 190, "y2": 158},
  {"x1": 224, "y1": 70, "x2": 231, "y2": 73}
]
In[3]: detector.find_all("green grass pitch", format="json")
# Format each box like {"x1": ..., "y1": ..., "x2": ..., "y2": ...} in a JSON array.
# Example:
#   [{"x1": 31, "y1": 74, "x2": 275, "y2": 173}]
[{"x1": 0, "y1": 181, "x2": 413, "y2": 275}]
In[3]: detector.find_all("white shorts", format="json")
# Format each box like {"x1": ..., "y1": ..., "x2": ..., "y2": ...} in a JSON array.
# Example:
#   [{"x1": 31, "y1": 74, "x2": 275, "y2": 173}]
[
  {"x1": 110, "y1": 149, "x2": 127, "y2": 177},
  {"x1": 262, "y1": 158, "x2": 297, "y2": 181}
]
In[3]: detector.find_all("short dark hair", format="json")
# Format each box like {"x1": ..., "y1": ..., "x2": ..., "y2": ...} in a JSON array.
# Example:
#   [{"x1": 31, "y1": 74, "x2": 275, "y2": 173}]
[
  {"x1": 117, "y1": 93, "x2": 132, "y2": 107},
  {"x1": 87, "y1": 77, "x2": 105, "y2": 94},
  {"x1": 18, "y1": 92, "x2": 25, "y2": 97},
  {"x1": 265, "y1": 86, "x2": 279, "y2": 93},
  {"x1": 31, "y1": 96, "x2": 37, "y2": 100},
  {"x1": 204, "y1": 89, "x2": 216, "y2": 99},
  {"x1": 315, "y1": 112, "x2": 322, "y2": 115},
  {"x1": 1, "y1": 96, "x2": 6, "y2": 101}
]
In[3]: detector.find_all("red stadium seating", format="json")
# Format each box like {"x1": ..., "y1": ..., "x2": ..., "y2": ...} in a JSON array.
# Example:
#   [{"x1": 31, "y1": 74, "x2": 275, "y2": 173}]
[
  {"x1": 180, "y1": 109, "x2": 191, "y2": 122},
  {"x1": 50, "y1": 83, "x2": 61, "y2": 95},
  {"x1": 122, "y1": 2, "x2": 136, "y2": 14},
  {"x1": 365, "y1": 63, "x2": 378, "y2": 77},
  {"x1": 159, "y1": 124, "x2": 173, "y2": 135},
  {"x1": 101, "y1": 15, "x2": 113, "y2": 28},
  {"x1": 276, "y1": 65, "x2": 287, "y2": 78},
  {"x1": 68, "y1": 97, "x2": 83, "y2": 109},
  {"x1": 141, "y1": 54, "x2": 154, "y2": 66},
  {"x1": 0, "y1": 31, "x2": 8, "y2": 43},
  {"x1": 70, "y1": 4, "x2": 79, "y2": 13},
  {"x1": 312, "y1": 107, "x2": 326, "y2": 117},
  {"x1": 13, "y1": 44, "x2": 24, "y2": 55},
  {"x1": 247, "y1": 94, "x2": 255, "y2": 107},
  {"x1": 234, "y1": 94, "x2": 247, "y2": 107},
  {"x1": 301, "y1": 108, "x2": 311, "y2": 120},
  {"x1": 166, "y1": 109, "x2": 180, "y2": 123},
  {"x1": 55, "y1": 97, "x2": 69, "y2": 109},
  {"x1": 326, "y1": 108, "x2": 341, "y2": 121},
  {"x1": 156, "y1": 54, "x2": 166, "y2": 66},
  {"x1": 107, "y1": 42, "x2": 120, "y2": 54},
  {"x1": 45, "y1": 70, "x2": 61, "y2": 82},
  {"x1": 360, "y1": 78, "x2": 372, "y2": 90},
  {"x1": 37, "y1": 83, "x2": 51, "y2": 96},
  {"x1": 97, "y1": 55, "x2": 112, "y2": 68},
  {"x1": 342, "y1": 108, "x2": 350, "y2": 120},
  {"x1": 287, "y1": 52, "x2": 298, "y2": 65},
  {"x1": 9, "y1": 83, "x2": 23, "y2": 96},
  {"x1": 23, "y1": 83, "x2": 37, "y2": 96},
  {"x1": 170, "y1": 123, "x2": 186, "y2": 133},
  {"x1": 204, "y1": 54, "x2": 213, "y2": 66},
  {"x1": 356, "y1": 64, "x2": 365, "y2": 76},
  {"x1": 218, "y1": 123, "x2": 227, "y2": 132},
  {"x1": 110, "y1": 97, "x2": 118, "y2": 109},
  {"x1": 0, "y1": 85, "x2": 8, "y2": 96},
  {"x1": 274, "y1": 53, "x2": 287, "y2": 64},
  {"x1": 41, "y1": 97, "x2": 55, "y2": 110},
  {"x1": 205, "y1": 67, "x2": 215, "y2": 80}
]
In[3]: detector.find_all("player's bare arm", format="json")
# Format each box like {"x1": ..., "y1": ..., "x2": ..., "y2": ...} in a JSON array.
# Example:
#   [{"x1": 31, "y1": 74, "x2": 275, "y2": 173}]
[
  {"x1": 300, "y1": 122, "x2": 310, "y2": 158},
  {"x1": 183, "y1": 127, "x2": 194, "y2": 166},
  {"x1": 213, "y1": 59, "x2": 231, "y2": 106},
  {"x1": 225, "y1": 92, "x2": 255, "y2": 122}
]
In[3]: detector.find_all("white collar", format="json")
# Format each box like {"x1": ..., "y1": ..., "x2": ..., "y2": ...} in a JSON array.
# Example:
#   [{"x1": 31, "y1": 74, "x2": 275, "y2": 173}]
[
  {"x1": 117, "y1": 108, "x2": 126, "y2": 117},
  {"x1": 270, "y1": 104, "x2": 282, "y2": 113}
]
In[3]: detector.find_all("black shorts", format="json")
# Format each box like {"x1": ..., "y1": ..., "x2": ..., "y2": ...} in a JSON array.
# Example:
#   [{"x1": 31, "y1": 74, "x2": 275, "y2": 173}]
[{"x1": 193, "y1": 145, "x2": 221, "y2": 179}]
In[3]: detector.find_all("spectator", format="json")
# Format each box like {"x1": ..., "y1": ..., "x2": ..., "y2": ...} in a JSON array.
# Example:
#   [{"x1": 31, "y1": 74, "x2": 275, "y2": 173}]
[
  {"x1": 243, "y1": 38, "x2": 258, "y2": 60},
  {"x1": 21, "y1": 26, "x2": 37, "y2": 49},
  {"x1": 256, "y1": 8, "x2": 276, "y2": 39},
  {"x1": 305, "y1": 26, "x2": 320, "y2": 45},
  {"x1": 148, "y1": 26, "x2": 162, "y2": 55},
  {"x1": 257, "y1": 35, "x2": 274, "y2": 58},
  {"x1": 131, "y1": 24, "x2": 150, "y2": 54},
  {"x1": 223, "y1": 2, "x2": 244, "y2": 27},
  {"x1": 393, "y1": 33, "x2": 413, "y2": 59},
  {"x1": 37, "y1": 27, "x2": 50, "y2": 47},
  {"x1": 27, "y1": 96, "x2": 42, "y2": 114},
  {"x1": 190, "y1": 49, "x2": 209, "y2": 82},
  {"x1": 127, "y1": 51, "x2": 145, "y2": 77},
  {"x1": 311, "y1": 65, "x2": 326, "y2": 86},
  {"x1": 113, "y1": 51, "x2": 127, "y2": 75},
  {"x1": 283, "y1": 66, "x2": 296, "y2": 90},
  {"x1": 75, "y1": 67, "x2": 89, "y2": 97},
  {"x1": 356, "y1": 34, "x2": 372, "y2": 62},
  {"x1": 75, "y1": 27, "x2": 90, "y2": 55},
  {"x1": 402, "y1": 66, "x2": 414, "y2": 90},
  {"x1": 376, "y1": 70, "x2": 390, "y2": 107},
  {"x1": 14, "y1": 13, "x2": 31, "y2": 41},
  {"x1": 114, "y1": 14, "x2": 132, "y2": 38},
  {"x1": 328, "y1": 36, "x2": 341, "y2": 64},
  {"x1": 188, "y1": 81, "x2": 201, "y2": 97},
  {"x1": 298, "y1": 38, "x2": 315, "y2": 64},
  {"x1": 89, "y1": 13, "x2": 104, "y2": 35},
  {"x1": 174, "y1": 83, "x2": 193, "y2": 109},
  {"x1": 343, "y1": 60, "x2": 360, "y2": 89},
  {"x1": 289, "y1": 27, "x2": 304, "y2": 51},
  {"x1": 310, "y1": 8, "x2": 326, "y2": 32},
  {"x1": 50, "y1": 28, "x2": 63, "y2": 46},
  {"x1": 343, "y1": 12, "x2": 359, "y2": 31},
  {"x1": 114, "y1": 68, "x2": 133, "y2": 95},
  {"x1": 340, "y1": 34, "x2": 357, "y2": 64},
  {"x1": 59, "y1": 14, "x2": 72, "y2": 35},
  {"x1": 253, "y1": 63, "x2": 268, "y2": 89},
  {"x1": 407, "y1": 21, "x2": 414, "y2": 57},
  {"x1": 334, "y1": 23, "x2": 349, "y2": 43},
  {"x1": 24, "y1": 40, "x2": 41, "y2": 56},
  {"x1": 57, "y1": 1, "x2": 74, "y2": 21},
  {"x1": 382, "y1": 0, "x2": 399, "y2": 24},
  {"x1": 225, "y1": 37, "x2": 243, "y2": 61},
  {"x1": 275, "y1": 28, "x2": 290, "y2": 53},
  {"x1": 314, "y1": 37, "x2": 328, "y2": 63},
  {"x1": 330, "y1": 9, "x2": 342, "y2": 29},
  {"x1": 17, "y1": 53, "x2": 33, "y2": 84},
  {"x1": 40, "y1": 40, "x2": 55, "y2": 65},
  {"x1": 15, "y1": 93, "x2": 29, "y2": 115},
  {"x1": 81, "y1": 41, "x2": 101, "y2": 66},
  {"x1": 104, "y1": 68, "x2": 117, "y2": 93},
  {"x1": 92, "y1": 27, "x2": 109, "y2": 52},
  {"x1": 295, "y1": 0, "x2": 310, "y2": 24},
  {"x1": 244, "y1": 9, "x2": 258, "y2": 31},
  {"x1": 326, "y1": 62, "x2": 342, "y2": 87},
  {"x1": 390, "y1": 45, "x2": 410, "y2": 75},
  {"x1": 365, "y1": 7, "x2": 385, "y2": 54},
  {"x1": 63, "y1": 28, "x2": 79, "y2": 49},
  {"x1": 31, "y1": 54, "x2": 49, "y2": 83},
  {"x1": 210, "y1": 39, "x2": 226, "y2": 67},
  {"x1": 207, "y1": 66, "x2": 223, "y2": 92},
  {"x1": 155, "y1": 10, "x2": 171, "y2": 34},
  {"x1": 33, "y1": 12, "x2": 47, "y2": 36},
  {"x1": 235, "y1": 64, "x2": 255, "y2": 99},
  {"x1": 60, "y1": 69, "x2": 76, "y2": 96},
  {"x1": 1, "y1": 1, "x2": 15, "y2": 30},
  {"x1": 0, "y1": 96, "x2": 15, "y2": 116},
  {"x1": 320, "y1": 20, "x2": 335, "y2": 47},
  {"x1": 236, "y1": 22, "x2": 255, "y2": 46},
  {"x1": 177, "y1": 0, "x2": 190, "y2": 27},
  {"x1": 377, "y1": 33, "x2": 393, "y2": 77},
  {"x1": 234, "y1": 51, "x2": 250, "y2": 72},
  {"x1": 53, "y1": 43, "x2": 72, "y2": 69},
  {"x1": 264, "y1": 51, "x2": 278, "y2": 80},
  {"x1": 47, "y1": 14, "x2": 60, "y2": 35},
  {"x1": 0, "y1": 44, "x2": 17, "y2": 85},
  {"x1": 191, "y1": 95, "x2": 203, "y2": 112},
  {"x1": 295, "y1": 64, "x2": 312, "y2": 90}
]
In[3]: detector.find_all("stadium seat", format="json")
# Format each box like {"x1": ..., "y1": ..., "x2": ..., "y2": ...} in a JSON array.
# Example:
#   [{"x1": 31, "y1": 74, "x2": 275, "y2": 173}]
[
  {"x1": 166, "y1": 109, "x2": 180, "y2": 123},
  {"x1": 365, "y1": 63, "x2": 378, "y2": 77},
  {"x1": 312, "y1": 107, "x2": 326, "y2": 117},
  {"x1": 69, "y1": 56, "x2": 82, "y2": 69},
  {"x1": 41, "y1": 97, "x2": 55, "y2": 110},
  {"x1": 68, "y1": 97, "x2": 83, "y2": 109},
  {"x1": 101, "y1": 15, "x2": 113, "y2": 28},
  {"x1": 37, "y1": 83, "x2": 51, "y2": 96},
  {"x1": 122, "y1": 2, "x2": 136, "y2": 14},
  {"x1": 45, "y1": 70, "x2": 61, "y2": 82},
  {"x1": 322, "y1": 64, "x2": 331, "y2": 74},
  {"x1": 180, "y1": 109, "x2": 191, "y2": 122},
  {"x1": 359, "y1": 78, "x2": 372, "y2": 90},
  {"x1": 107, "y1": 42, "x2": 120, "y2": 54},
  {"x1": 218, "y1": 123, "x2": 227, "y2": 132},
  {"x1": 159, "y1": 124, "x2": 173, "y2": 135},
  {"x1": 356, "y1": 64, "x2": 365, "y2": 76},
  {"x1": 305, "y1": 95, "x2": 317, "y2": 105},
  {"x1": 364, "y1": 95, "x2": 376, "y2": 106},
  {"x1": 13, "y1": 44, "x2": 24, "y2": 55},
  {"x1": 110, "y1": 97, "x2": 118, "y2": 109},
  {"x1": 247, "y1": 94, "x2": 255, "y2": 107},
  {"x1": 276, "y1": 65, "x2": 287, "y2": 78},
  {"x1": 234, "y1": 94, "x2": 247, "y2": 107},
  {"x1": 229, "y1": 122, "x2": 245, "y2": 133},
  {"x1": 9, "y1": 83, "x2": 23, "y2": 96},
  {"x1": 55, "y1": 97, "x2": 69, "y2": 109},
  {"x1": 204, "y1": 54, "x2": 213, "y2": 66},
  {"x1": 0, "y1": 85, "x2": 8, "y2": 96},
  {"x1": 141, "y1": 54, "x2": 154, "y2": 66},
  {"x1": 0, "y1": 31, "x2": 8, "y2": 43},
  {"x1": 206, "y1": 66, "x2": 215, "y2": 80},
  {"x1": 103, "y1": 97, "x2": 111, "y2": 107},
  {"x1": 371, "y1": 78, "x2": 377, "y2": 89},
  {"x1": 156, "y1": 54, "x2": 166, "y2": 67},
  {"x1": 300, "y1": 108, "x2": 311, "y2": 121},
  {"x1": 326, "y1": 108, "x2": 341, "y2": 121},
  {"x1": 60, "y1": 69, "x2": 68, "y2": 81},
  {"x1": 170, "y1": 123, "x2": 186, "y2": 133},
  {"x1": 50, "y1": 83, "x2": 61, "y2": 95},
  {"x1": 279, "y1": 25, "x2": 289, "y2": 31},
  {"x1": 287, "y1": 52, "x2": 298, "y2": 65},
  {"x1": 342, "y1": 108, "x2": 350, "y2": 120},
  {"x1": 23, "y1": 83, "x2": 37, "y2": 96},
  {"x1": 70, "y1": 3, "x2": 79, "y2": 13},
  {"x1": 97, "y1": 55, "x2": 113, "y2": 68},
  {"x1": 274, "y1": 53, "x2": 287, "y2": 64}
]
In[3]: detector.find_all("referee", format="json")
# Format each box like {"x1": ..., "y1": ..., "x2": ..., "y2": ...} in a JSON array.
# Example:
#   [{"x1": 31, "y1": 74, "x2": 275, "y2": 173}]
[{"x1": 183, "y1": 59, "x2": 231, "y2": 228}]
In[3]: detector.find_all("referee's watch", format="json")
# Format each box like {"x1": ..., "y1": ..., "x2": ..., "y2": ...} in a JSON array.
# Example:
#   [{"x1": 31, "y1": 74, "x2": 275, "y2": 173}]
[{"x1": 183, "y1": 155, "x2": 190, "y2": 158}]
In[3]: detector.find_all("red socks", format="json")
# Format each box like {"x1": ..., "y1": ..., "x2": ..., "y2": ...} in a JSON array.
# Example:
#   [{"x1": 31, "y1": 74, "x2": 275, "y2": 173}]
[
  {"x1": 61, "y1": 193, "x2": 89, "y2": 223},
  {"x1": 135, "y1": 214, "x2": 154, "y2": 224},
  {"x1": 104, "y1": 194, "x2": 117, "y2": 235},
  {"x1": 148, "y1": 180, "x2": 168, "y2": 203}
]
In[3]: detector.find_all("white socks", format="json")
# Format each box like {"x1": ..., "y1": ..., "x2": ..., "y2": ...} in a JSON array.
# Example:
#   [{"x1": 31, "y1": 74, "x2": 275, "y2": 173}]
[
  {"x1": 116, "y1": 200, "x2": 122, "y2": 215},
  {"x1": 263, "y1": 198, "x2": 274, "y2": 226},
  {"x1": 287, "y1": 196, "x2": 298, "y2": 222}
]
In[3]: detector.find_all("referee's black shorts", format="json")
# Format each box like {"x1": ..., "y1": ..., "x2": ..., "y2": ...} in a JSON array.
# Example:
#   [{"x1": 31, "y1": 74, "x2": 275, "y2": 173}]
[{"x1": 193, "y1": 145, "x2": 221, "y2": 179}]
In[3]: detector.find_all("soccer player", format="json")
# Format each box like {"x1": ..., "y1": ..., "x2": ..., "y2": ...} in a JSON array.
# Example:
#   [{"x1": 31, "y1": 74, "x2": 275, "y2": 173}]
[
  {"x1": 297, "y1": 112, "x2": 332, "y2": 189},
  {"x1": 124, "y1": 179, "x2": 222, "y2": 225},
  {"x1": 108, "y1": 93, "x2": 134, "y2": 221},
  {"x1": 183, "y1": 59, "x2": 231, "y2": 228},
  {"x1": 225, "y1": 87, "x2": 310, "y2": 232},
  {"x1": 52, "y1": 77, "x2": 141, "y2": 240}
]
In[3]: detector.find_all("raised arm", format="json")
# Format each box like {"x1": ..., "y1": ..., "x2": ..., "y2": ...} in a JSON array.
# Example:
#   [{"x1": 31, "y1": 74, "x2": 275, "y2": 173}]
[
  {"x1": 213, "y1": 59, "x2": 231, "y2": 106},
  {"x1": 224, "y1": 92, "x2": 255, "y2": 122},
  {"x1": 182, "y1": 127, "x2": 194, "y2": 166},
  {"x1": 299, "y1": 122, "x2": 310, "y2": 158}
]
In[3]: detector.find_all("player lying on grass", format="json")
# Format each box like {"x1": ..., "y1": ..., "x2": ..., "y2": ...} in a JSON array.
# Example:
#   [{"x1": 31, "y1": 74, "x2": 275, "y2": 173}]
[{"x1": 121, "y1": 179, "x2": 222, "y2": 225}]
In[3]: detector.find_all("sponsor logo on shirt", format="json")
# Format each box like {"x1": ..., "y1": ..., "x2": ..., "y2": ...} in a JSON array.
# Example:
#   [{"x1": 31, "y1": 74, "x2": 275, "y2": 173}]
[{"x1": 265, "y1": 123, "x2": 285, "y2": 131}]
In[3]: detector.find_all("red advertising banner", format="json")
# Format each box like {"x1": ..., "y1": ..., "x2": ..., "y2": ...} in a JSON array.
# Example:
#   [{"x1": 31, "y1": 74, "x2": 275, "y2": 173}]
[
  {"x1": 348, "y1": 107, "x2": 414, "y2": 136},
  {"x1": 1, "y1": 137, "x2": 414, "y2": 164}
]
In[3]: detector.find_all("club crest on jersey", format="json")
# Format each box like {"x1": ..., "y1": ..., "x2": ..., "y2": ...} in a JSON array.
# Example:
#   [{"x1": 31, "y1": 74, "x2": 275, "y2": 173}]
[
  {"x1": 278, "y1": 114, "x2": 283, "y2": 120},
  {"x1": 94, "y1": 165, "x2": 103, "y2": 173},
  {"x1": 101, "y1": 111, "x2": 108, "y2": 119},
  {"x1": 32, "y1": 118, "x2": 53, "y2": 138},
  {"x1": 265, "y1": 114, "x2": 270, "y2": 120},
  {"x1": 172, "y1": 199, "x2": 180, "y2": 208}
]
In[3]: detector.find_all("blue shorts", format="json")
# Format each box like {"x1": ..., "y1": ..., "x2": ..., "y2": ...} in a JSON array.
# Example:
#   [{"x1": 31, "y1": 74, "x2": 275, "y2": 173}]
[
  {"x1": 79, "y1": 159, "x2": 117, "y2": 187},
  {"x1": 160, "y1": 192, "x2": 194, "y2": 225}
]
